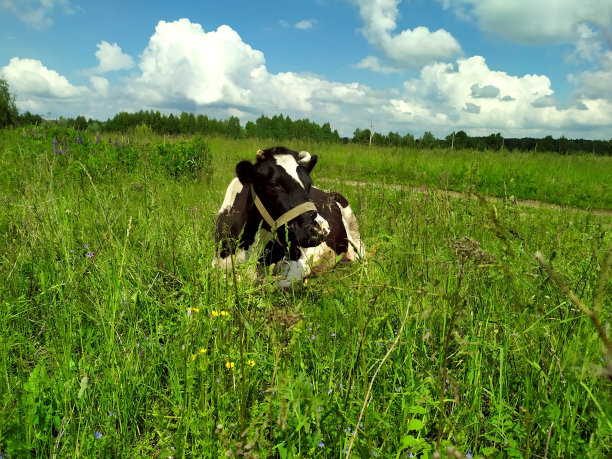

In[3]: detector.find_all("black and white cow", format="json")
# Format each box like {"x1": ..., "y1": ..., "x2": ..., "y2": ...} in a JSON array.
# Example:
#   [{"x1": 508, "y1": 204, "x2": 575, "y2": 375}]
[{"x1": 214, "y1": 146, "x2": 363, "y2": 288}]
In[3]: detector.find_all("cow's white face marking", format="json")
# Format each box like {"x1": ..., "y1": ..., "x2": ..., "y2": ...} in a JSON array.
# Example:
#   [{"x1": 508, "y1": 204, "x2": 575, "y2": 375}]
[
  {"x1": 219, "y1": 177, "x2": 244, "y2": 214},
  {"x1": 274, "y1": 154, "x2": 304, "y2": 188}
]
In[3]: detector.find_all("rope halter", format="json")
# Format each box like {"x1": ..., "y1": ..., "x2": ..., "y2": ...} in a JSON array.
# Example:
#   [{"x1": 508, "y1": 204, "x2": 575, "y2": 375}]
[{"x1": 250, "y1": 185, "x2": 317, "y2": 233}]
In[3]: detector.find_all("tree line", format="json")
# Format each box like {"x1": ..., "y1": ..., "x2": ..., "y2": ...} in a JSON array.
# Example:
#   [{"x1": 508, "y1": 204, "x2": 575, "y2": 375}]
[{"x1": 2, "y1": 76, "x2": 610, "y2": 154}]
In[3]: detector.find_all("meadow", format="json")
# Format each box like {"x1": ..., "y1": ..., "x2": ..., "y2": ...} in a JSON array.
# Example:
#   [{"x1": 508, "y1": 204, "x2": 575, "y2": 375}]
[{"x1": 0, "y1": 126, "x2": 611, "y2": 458}]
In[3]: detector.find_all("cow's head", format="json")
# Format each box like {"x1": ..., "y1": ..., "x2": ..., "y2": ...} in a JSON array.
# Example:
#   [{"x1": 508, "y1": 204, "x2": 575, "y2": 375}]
[{"x1": 235, "y1": 146, "x2": 329, "y2": 248}]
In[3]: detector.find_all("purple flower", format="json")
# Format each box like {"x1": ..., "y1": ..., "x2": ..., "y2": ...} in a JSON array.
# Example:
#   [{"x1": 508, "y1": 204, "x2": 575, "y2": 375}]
[
  {"x1": 331, "y1": 332, "x2": 335, "y2": 338},
  {"x1": 83, "y1": 243, "x2": 88, "y2": 249},
  {"x1": 466, "y1": 451, "x2": 472, "y2": 458},
  {"x1": 328, "y1": 388, "x2": 333, "y2": 393},
  {"x1": 408, "y1": 453, "x2": 414, "y2": 458},
  {"x1": 87, "y1": 252, "x2": 94, "y2": 259},
  {"x1": 96, "y1": 134, "x2": 101, "y2": 145},
  {"x1": 77, "y1": 133, "x2": 83, "y2": 144},
  {"x1": 53, "y1": 136, "x2": 60, "y2": 155},
  {"x1": 94, "y1": 431, "x2": 103, "y2": 439},
  {"x1": 318, "y1": 441, "x2": 324, "y2": 448}
]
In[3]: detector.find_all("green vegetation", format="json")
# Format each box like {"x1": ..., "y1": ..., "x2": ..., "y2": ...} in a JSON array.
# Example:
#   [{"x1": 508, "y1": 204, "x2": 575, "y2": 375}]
[
  {"x1": 1, "y1": 127, "x2": 611, "y2": 457},
  {"x1": 0, "y1": 77, "x2": 18, "y2": 128}
]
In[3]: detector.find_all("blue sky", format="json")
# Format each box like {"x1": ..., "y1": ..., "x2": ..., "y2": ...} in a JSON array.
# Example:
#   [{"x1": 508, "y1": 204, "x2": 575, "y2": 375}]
[{"x1": 1, "y1": 0, "x2": 611, "y2": 140}]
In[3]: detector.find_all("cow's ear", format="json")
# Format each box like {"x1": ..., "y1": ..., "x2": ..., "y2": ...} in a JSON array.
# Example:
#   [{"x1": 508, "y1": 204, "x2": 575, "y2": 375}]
[
  {"x1": 302, "y1": 154, "x2": 318, "y2": 173},
  {"x1": 236, "y1": 161, "x2": 256, "y2": 185}
]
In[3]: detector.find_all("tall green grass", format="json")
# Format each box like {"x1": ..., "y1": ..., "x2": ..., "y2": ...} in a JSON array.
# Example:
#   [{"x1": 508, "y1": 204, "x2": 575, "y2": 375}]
[{"x1": 0, "y1": 127, "x2": 611, "y2": 457}]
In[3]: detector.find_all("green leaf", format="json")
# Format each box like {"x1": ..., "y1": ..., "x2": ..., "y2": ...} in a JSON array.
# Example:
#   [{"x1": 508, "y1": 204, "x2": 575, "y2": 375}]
[{"x1": 406, "y1": 418, "x2": 424, "y2": 431}]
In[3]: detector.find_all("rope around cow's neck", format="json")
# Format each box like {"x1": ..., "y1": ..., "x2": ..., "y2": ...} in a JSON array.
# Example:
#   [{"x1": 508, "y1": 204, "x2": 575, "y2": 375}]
[{"x1": 250, "y1": 185, "x2": 317, "y2": 232}]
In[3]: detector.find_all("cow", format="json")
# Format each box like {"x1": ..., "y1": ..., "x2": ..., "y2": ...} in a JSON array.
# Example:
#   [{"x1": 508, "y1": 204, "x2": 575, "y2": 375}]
[{"x1": 214, "y1": 146, "x2": 364, "y2": 288}]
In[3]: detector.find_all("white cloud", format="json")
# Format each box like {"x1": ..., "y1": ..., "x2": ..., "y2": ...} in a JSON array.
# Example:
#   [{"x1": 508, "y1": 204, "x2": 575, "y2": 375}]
[
  {"x1": 440, "y1": 0, "x2": 612, "y2": 44},
  {"x1": 295, "y1": 19, "x2": 317, "y2": 30},
  {"x1": 355, "y1": 0, "x2": 463, "y2": 69},
  {"x1": 2, "y1": 0, "x2": 75, "y2": 29},
  {"x1": 389, "y1": 56, "x2": 612, "y2": 137},
  {"x1": 3, "y1": 17, "x2": 612, "y2": 139},
  {"x1": 2, "y1": 57, "x2": 87, "y2": 98},
  {"x1": 355, "y1": 56, "x2": 398, "y2": 74},
  {"x1": 91, "y1": 41, "x2": 134, "y2": 74}
]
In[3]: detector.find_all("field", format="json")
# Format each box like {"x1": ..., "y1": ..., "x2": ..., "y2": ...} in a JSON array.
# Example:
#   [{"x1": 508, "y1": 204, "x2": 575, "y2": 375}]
[{"x1": 0, "y1": 126, "x2": 611, "y2": 458}]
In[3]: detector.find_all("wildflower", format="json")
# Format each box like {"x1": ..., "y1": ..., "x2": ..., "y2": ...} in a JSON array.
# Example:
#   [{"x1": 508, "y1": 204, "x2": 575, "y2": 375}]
[
  {"x1": 318, "y1": 441, "x2": 324, "y2": 448},
  {"x1": 200, "y1": 348, "x2": 207, "y2": 354},
  {"x1": 212, "y1": 310, "x2": 228, "y2": 317},
  {"x1": 94, "y1": 431, "x2": 103, "y2": 439},
  {"x1": 53, "y1": 136, "x2": 60, "y2": 155},
  {"x1": 395, "y1": 387, "x2": 400, "y2": 392},
  {"x1": 225, "y1": 361, "x2": 234, "y2": 370},
  {"x1": 77, "y1": 133, "x2": 83, "y2": 144},
  {"x1": 191, "y1": 354, "x2": 197, "y2": 361},
  {"x1": 96, "y1": 134, "x2": 101, "y2": 144},
  {"x1": 212, "y1": 310, "x2": 219, "y2": 317},
  {"x1": 83, "y1": 243, "x2": 88, "y2": 249},
  {"x1": 330, "y1": 331, "x2": 335, "y2": 338},
  {"x1": 466, "y1": 451, "x2": 472, "y2": 458},
  {"x1": 87, "y1": 252, "x2": 94, "y2": 259},
  {"x1": 247, "y1": 359, "x2": 255, "y2": 367},
  {"x1": 408, "y1": 453, "x2": 415, "y2": 458},
  {"x1": 187, "y1": 307, "x2": 199, "y2": 317},
  {"x1": 108, "y1": 411, "x2": 115, "y2": 417},
  {"x1": 328, "y1": 388, "x2": 333, "y2": 393}
]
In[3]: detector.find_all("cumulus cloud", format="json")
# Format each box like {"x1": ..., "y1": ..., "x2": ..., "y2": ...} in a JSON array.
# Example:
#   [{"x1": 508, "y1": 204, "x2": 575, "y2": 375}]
[
  {"x1": 3, "y1": 17, "x2": 612, "y2": 139},
  {"x1": 2, "y1": 0, "x2": 76, "y2": 29},
  {"x1": 440, "y1": 0, "x2": 612, "y2": 44},
  {"x1": 91, "y1": 41, "x2": 134, "y2": 74},
  {"x1": 2, "y1": 57, "x2": 87, "y2": 99},
  {"x1": 389, "y1": 56, "x2": 612, "y2": 137},
  {"x1": 355, "y1": 0, "x2": 462, "y2": 69}
]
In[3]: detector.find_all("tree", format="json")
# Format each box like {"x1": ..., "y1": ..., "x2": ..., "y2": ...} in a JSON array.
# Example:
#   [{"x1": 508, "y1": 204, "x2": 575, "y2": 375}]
[
  {"x1": 0, "y1": 77, "x2": 18, "y2": 127},
  {"x1": 419, "y1": 131, "x2": 437, "y2": 149}
]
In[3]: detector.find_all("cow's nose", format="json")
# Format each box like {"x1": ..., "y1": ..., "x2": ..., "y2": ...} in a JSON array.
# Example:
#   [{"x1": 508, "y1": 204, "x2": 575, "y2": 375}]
[{"x1": 315, "y1": 214, "x2": 330, "y2": 238}]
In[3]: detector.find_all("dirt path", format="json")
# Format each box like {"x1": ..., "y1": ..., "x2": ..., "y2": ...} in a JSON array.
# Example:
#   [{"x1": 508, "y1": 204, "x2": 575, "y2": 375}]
[{"x1": 318, "y1": 177, "x2": 612, "y2": 217}]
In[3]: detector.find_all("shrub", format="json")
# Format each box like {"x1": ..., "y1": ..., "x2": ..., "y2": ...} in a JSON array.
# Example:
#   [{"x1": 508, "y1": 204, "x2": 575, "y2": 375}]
[{"x1": 152, "y1": 136, "x2": 212, "y2": 182}]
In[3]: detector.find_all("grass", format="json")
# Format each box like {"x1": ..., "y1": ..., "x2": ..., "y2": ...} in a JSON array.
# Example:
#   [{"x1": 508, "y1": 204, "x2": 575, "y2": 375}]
[{"x1": 0, "y1": 127, "x2": 611, "y2": 458}]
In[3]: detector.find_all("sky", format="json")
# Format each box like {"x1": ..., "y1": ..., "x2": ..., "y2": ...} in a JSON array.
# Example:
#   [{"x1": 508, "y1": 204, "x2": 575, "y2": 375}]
[{"x1": 1, "y1": 0, "x2": 612, "y2": 140}]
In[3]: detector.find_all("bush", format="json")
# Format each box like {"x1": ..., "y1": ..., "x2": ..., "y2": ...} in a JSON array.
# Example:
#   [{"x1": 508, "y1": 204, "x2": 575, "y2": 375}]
[
  {"x1": 152, "y1": 136, "x2": 212, "y2": 182},
  {"x1": 0, "y1": 77, "x2": 18, "y2": 128}
]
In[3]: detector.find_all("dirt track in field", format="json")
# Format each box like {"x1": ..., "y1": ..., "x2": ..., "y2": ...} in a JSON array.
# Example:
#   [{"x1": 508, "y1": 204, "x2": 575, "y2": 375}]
[{"x1": 318, "y1": 177, "x2": 612, "y2": 217}]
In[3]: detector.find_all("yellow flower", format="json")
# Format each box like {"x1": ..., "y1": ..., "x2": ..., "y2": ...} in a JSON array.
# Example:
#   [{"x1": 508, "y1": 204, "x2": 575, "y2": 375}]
[
  {"x1": 225, "y1": 361, "x2": 234, "y2": 369},
  {"x1": 191, "y1": 354, "x2": 197, "y2": 361},
  {"x1": 247, "y1": 359, "x2": 256, "y2": 368},
  {"x1": 212, "y1": 310, "x2": 219, "y2": 317},
  {"x1": 220, "y1": 310, "x2": 229, "y2": 317},
  {"x1": 200, "y1": 348, "x2": 207, "y2": 354}
]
